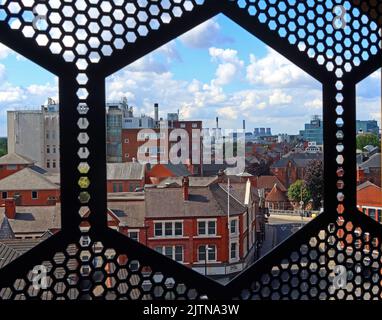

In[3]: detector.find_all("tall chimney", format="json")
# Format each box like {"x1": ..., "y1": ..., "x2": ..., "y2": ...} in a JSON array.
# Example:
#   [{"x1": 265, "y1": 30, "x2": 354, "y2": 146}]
[
  {"x1": 182, "y1": 176, "x2": 189, "y2": 201},
  {"x1": 5, "y1": 198, "x2": 16, "y2": 220},
  {"x1": 154, "y1": 103, "x2": 159, "y2": 123},
  {"x1": 216, "y1": 117, "x2": 219, "y2": 129},
  {"x1": 243, "y1": 120, "x2": 246, "y2": 131}
]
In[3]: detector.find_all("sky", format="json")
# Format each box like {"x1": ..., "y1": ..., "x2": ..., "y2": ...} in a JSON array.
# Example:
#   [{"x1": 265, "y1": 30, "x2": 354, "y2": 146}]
[{"x1": 0, "y1": 14, "x2": 381, "y2": 137}]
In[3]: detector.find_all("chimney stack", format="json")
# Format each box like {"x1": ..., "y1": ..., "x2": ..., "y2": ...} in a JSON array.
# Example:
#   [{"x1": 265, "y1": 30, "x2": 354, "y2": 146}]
[
  {"x1": 243, "y1": 120, "x2": 246, "y2": 131},
  {"x1": 182, "y1": 176, "x2": 189, "y2": 201},
  {"x1": 5, "y1": 198, "x2": 16, "y2": 220},
  {"x1": 216, "y1": 117, "x2": 219, "y2": 129},
  {"x1": 154, "y1": 103, "x2": 159, "y2": 124}
]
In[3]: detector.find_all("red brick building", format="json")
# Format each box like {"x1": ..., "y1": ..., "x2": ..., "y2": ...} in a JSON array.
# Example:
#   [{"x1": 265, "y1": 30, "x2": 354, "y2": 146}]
[
  {"x1": 106, "y1": 162, "x2": 145, "y2": 193},
  {"x1": 357, "y1": 181, "x2": 382, "y2": 223},
  {"x1": 121, "y1": 120, "x2": 203, "y2": 169},
  {"x1": 0, "y1": 168, "x2": 60, "y2": 206},
  {"x1": 357, "y1": 153, "x2": 381, "y2": 187},
  {"x1": 270, "y1": 152, "x2": 323, "y2": 188},
  {"x1": 143, "y1": 177, "x2": 259, "y2": 277},
  {"x1": 0, "y1": 153, "x2": 34, "y2": 180},
  {"x1": 146, "y1": 163, "x2": 191, "y2": 185}
]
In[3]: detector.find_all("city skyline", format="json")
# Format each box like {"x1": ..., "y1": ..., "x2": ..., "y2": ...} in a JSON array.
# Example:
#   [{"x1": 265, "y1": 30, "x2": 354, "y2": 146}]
[{"x1": 0, "y1": 14, "x2": 381, "y2": 137}]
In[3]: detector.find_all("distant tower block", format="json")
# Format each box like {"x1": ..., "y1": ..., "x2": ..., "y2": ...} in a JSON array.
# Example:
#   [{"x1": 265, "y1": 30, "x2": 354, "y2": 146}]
[
  {"x1": 254, "y1": 128, "x2": 260, "y2": 136},
  {"x1": 266, "y1": 128, "x2": 272, "y2": 136},
  {"x1": 260, "y1": 128, "x2": 266, "y2": 135}
]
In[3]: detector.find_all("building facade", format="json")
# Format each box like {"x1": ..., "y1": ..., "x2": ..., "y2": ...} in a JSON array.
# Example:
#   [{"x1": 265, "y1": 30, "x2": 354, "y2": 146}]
[
  {"x1": 299, "y1": 115, "x2": 323, "y2": 145},
  {"x1": 7, "y1": 102, "x2": 60, "y2": 173}
]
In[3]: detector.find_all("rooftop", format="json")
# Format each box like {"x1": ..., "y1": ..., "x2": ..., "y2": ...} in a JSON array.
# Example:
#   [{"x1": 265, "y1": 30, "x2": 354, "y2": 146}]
[
  {"x1": 0, "y1": 168, "x2": 59, "y2": 191},
  {"x1": 107, "y1": 162, "x2": 145, "y2": 180},
  {"x1": 0, "y1": 205, "x2": 60, "y2": 236},
  {"x1": 359, "y1": 153, "x2": 381, "y2": 170},
  {"x1": 145, "y1": 184, "x2": 246, "y2": 219},
  {"x1": 0, "y1": 153, "x2": 34, "y2": 166},
  {"x1": 158, "y1": 176, "x2": 218, "y2": 188}
]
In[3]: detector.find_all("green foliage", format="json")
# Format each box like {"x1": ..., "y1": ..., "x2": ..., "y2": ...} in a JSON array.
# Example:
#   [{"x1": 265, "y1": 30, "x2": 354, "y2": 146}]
[
  {"x1": 305, "y1": 160, "x2": 324, "y2": 209},
  {"x1": 288, "y1": 180, "x2": 311, "y2": 206},
  {"x1": 0, "y1": 138, "x2": 7, "y2": 157},
  {"x1": 356, "y1": 133, "x2": 379, "y2": 150}
]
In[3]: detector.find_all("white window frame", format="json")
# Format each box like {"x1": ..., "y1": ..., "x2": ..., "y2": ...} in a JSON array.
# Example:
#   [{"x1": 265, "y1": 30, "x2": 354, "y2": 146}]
[
  {"x1": 197, "y1": 219, "x2": 217, "y2": 236},
  {"x1": 128, "y1": 230, "x2": 140, "y2": 242},
  {"x1": 155, "y1": 245, "x2": 184, "y2": 263},
  {"x1": 230, "y1": 241, "x2": 239, "y2": 261},
  {"x1": 31, "y1": 190, "x2": 38, "y2": 200},
  {"x1": 197, "y1": 245, "x2": 217, "y2": 262},
  {"x1": 230, "y1": 217, "x2": 239, "y2": 235},
  {"x1": 153, "y1": 221, "x2": 184, "y2": 238}
]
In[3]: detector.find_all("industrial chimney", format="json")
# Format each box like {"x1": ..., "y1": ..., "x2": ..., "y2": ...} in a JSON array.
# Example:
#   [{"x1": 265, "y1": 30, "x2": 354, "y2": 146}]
[
  {"x1": 243, "y1": 120, "x2": 246, "y2": 131},
  {"x1": 154, "y1": 103, "x2": 159, "y2": 124},
  {"x1": 216, "y1": 117, "x2": 219, "y2": 129},
  {"x1": 182, "y1": 176, "x2": 189, "y2": 201}
]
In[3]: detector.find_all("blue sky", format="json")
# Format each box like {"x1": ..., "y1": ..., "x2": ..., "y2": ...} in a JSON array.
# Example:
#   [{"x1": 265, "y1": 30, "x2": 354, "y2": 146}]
[{"x1": 0, "y1": 14, "x2": 380, "y2": 137}]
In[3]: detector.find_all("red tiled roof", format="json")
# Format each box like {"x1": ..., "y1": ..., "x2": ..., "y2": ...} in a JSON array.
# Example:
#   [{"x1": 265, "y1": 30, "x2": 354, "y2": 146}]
[{"x1": 265, "y1": 184, "x2": 289, "y2": 202}]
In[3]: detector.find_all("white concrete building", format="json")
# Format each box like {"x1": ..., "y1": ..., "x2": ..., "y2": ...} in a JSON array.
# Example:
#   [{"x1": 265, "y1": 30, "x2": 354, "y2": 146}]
[{"x1": 7, "y1": 102, "x2": 60, "y2": 173}]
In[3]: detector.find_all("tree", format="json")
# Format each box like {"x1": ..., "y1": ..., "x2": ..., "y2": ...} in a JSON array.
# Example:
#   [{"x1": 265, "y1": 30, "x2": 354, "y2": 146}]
[
  {"x1": 0, "y1": 138, "x2": 7, "y2": 157},
  {"x1": 356, "y1": 133, "x2": 379, "y2": 150},
  {"x1": 288, "y1": 180, "x2": 311, "y2": 207},
  {"x1": 304, "y1": 160, "x2": 324, "y2": 209}
]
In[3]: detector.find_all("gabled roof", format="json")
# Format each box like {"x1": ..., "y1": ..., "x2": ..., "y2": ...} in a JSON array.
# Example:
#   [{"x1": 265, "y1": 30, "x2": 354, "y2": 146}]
[
  {"x1": 145, "y1": 184, "x2": 246, "y2": 218},
  {"x1": 359, "y1": 153, "x2": 381, "y2": 169},
  {"x1": 271, "y1": 152, "x2": 323, "y2": 168},
  {"x1": 0, "y1": 153, "x2": 34, "y2": 165},
  {"x1": 357, "y1": 180, "x2": 381, "y2": 191},
  {"x1": 265, "y1": 184, "x2": 289, "y2": 202},
  {"x1": 255, "y1": 176, "x2": 287, "y2": 192},
  {"x1": 163, "y1": 163, "x2": 191, "y2": 176},
  {"x1": 0, "y1": 216, "x2": 15, "y2": 240},
  {"x1": 0, "y1": 168, "x2": 59, "y2": 191},
  {"x1": 107, "y1": 162, "x2": 145, "y2": 180},
  {"x1": 0, "y1": 205, "x2": 60, "y2": 235}
]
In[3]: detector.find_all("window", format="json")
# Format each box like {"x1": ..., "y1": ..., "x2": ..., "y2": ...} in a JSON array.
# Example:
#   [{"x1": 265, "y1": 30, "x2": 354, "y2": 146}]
[
  {"x1": 6, "y1": 164, "x2": 17, "y2": 170},
  {"x1": 230, "y1": 242, "x2": 238, "y2": 260},
  {"x1": 46, "y1": 131, "x2": 50, "y2": 139},
  {"x1": 1, "y1": 192, "x2": 7, "y2": 199},
  {"x1": 155, "y1": 246, "x2": 184, "y2": 263},
  {"x1": 154, "y1": 221, "x2": 183, "y2": 237},
  {"x1": 198, "y1": 245, "x2": 216, "y2": 262},
  {"x1": 128, "y1": 231, "x2": 139, "y2": 242},
  {"x1": 154, "y1": 223, "x2": 163, "y2": 237},
  {"x1": 124, "y1": 138, "x2": 129, "y2": 143},
  {"x1": 46, "y1": 160, "x2": 50, "y2": 168},
  {"x1": 192, "y1": 123, "x2": 198, "y2": 128},
  {"x1": 378, "y1": 210, "x2": 382, "y2": 223},
  {"x1": 369, "y1": 208, "x2": 376, "y2": 220},
  {"x1": 53, "y1": 145, "x2": 56, "y2": 154},
  {"x1": 230, "y1": 219, "x2": 238, "y2": 235},
  {"x1": 112, "y1": 183, "x2": 123, "y2": 193},
  {"x1": 165, "y1": 222, "x2": 172, "y2": 236},
  {"x1": 198, "y1": 220, "x2": 217, "y2": 236},
  {"x1": 46, "y1": 145, "x2": 50, "y2": 154},
  {"x1": 174, "y1": 222, "x2": 182, "y2": 236},
  {"x1": 180, "y1": 123, "x2": 186, "y2": 128},
  {"x1": 125, "y1": 153, "x2": 129, "y2": 158},
  {"x1": 31, "y1": 191, "x2": 38, "y2": 199},
  {"x1": 52, "y1": 161, "x2": 56, "y2": 169}
]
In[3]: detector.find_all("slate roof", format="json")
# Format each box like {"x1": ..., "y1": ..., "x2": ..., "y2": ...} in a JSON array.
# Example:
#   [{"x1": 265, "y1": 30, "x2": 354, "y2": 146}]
[
  {"x1": 0, "y1": 168, "x2": 59, "y2": 191},
  {"x1": 0, "y1": 153, "x2": 34, "y2": 165},
  {"x1": 107, "y1": 201, "x2": 146, "y2": 228},
  {"x1": 145, "y1": 184, "x2": 246, "y2": 218},
  {"x1": 359, "y1": 153, "x2": 381, "y2": 169},
  {"x1": 163, "y1": 163, "x2": 191, "y2": 176},
  {"x1": 271, "y1": 152, "x2": 323, "y2": 169},
  {"x1": 0, "y1": 238, "x2": 42, "y2": 268},
  {"x1": 107, "y1": 162, "x2": 145, "y2": 180},
  {"x1": 0, "y1": 216, "x2": 15, "y2": 240},
  {"x1": 0, "y1": 205, "x2": 60, "y2": 236}
]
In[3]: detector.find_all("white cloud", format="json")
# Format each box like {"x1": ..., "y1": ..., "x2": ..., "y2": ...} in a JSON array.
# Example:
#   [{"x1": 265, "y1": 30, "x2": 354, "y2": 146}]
[
  {"x1": 246, "y1": 49, "x2": 315, "y2": 88},
  {"x1": 179, "y1": 19, "x2": 233, "y2": 49},
  {"x1": 209, "y1": 47, "x2": 244, "y2": 86},
  {"x1": 269, "y1": 90, "x2": 293, "y2": 105}
]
